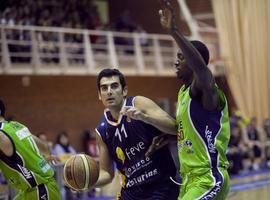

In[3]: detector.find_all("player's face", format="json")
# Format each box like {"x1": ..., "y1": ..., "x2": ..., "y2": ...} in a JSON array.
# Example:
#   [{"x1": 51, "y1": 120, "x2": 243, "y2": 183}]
[
  {"x1": 175, "y1": 50, "x2": 193, "y2": 82},
  {"x1": 98, "y1": 76, "x2": 127, "y2": 110}
]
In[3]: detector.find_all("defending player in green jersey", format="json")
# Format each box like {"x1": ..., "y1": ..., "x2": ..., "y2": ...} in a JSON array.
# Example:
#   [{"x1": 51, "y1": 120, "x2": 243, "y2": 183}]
[
  {"x1": 158, "y1": 0, "x2": 231, "y2": 199},
  {"x1": 0, "y1": 100, "x2": 61, "y2": 200}
]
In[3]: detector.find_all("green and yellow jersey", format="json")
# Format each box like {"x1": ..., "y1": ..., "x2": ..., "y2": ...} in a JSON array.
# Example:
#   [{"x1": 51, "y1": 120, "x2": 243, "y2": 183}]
[
  {"x1": 0, "y1": 121, "x2": 54, "y2": 191},
  {"x1": 176, "y1": 85, "x2": 230, "y2": 199}
]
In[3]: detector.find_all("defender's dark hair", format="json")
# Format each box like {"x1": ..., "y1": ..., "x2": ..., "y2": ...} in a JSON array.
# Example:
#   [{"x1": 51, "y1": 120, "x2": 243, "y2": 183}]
[
  {"x1": 97, "y1": 68, "x2": 127, "y2": 90},
  {"x1": 190, "y1": 40, "x2": 210, "y2": 65},
  {"x1": 0, "y1": 99, "x2": 5, "y2": 117}
]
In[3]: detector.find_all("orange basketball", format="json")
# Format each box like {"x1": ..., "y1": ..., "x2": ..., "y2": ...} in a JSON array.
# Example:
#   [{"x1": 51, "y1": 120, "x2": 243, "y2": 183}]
[{"x1": 63, "y1": 154, "x2": 99, "y2": 191}]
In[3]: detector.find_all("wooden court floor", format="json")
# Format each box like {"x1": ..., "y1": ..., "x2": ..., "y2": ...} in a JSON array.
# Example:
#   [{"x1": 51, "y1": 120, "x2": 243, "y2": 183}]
[
  {"x1": 229, "y1": 169, "x2": 270, "y2": 200},
  {"x1": 228, "y1": 185, "x2": 270, "y2": 200}
]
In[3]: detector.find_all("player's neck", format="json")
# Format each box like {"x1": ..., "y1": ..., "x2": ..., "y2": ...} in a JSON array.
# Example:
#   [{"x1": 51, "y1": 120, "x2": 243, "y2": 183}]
[
  {"x1": 109, "y1": 107, "x2": 122, "y2": 120},
  {"x1": 109, "y1": 101, "x2": 125, "y2": 120},
  {"x1": 0, "y1": 117, "x2": 4, "y2": 122}
]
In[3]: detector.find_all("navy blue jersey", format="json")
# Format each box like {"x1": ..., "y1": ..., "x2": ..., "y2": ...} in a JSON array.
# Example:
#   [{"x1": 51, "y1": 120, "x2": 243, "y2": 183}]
[{"x1": 96, "y1": 96, "x2": 176, "y2": 188}]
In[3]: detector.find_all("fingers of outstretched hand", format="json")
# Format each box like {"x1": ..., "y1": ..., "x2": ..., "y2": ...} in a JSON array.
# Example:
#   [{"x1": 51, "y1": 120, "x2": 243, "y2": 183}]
[
  {"x1": 121, "y1": 107, "x2": 144, "y2": 120},
  {"x1": 159, "y1": 0, "x2": 175, "y2": 20},
  {"x1": 159, "y1": 9, "x2": 163, "y2": 17},
  {"x1": 120, "y1": 106, "x2": 131, "y2": 114},
  {"x1": 156, "y1": 137, "x2": 169, "y2": 147},
  {"x1": 153, "y1": 135, "x2": 164, "y2": 145},
  {"x1": 145, "y1": 145, "x2": 155, "y2": 157},
  {"x1": 45, "y1": 155, "x2": 60, "y2": 165},
  {"x1": 145, "y1": 135, "x2": 169, "y2": 157},
  {"x1": 145, "y1": 140, "x2": 166, "y2": 157},
  {"x1": 120, "y1": 107, "x2": 133, "y2": 117},
  {"x1": 125, "y1": 108, "x2": 137, "y2": 117}
]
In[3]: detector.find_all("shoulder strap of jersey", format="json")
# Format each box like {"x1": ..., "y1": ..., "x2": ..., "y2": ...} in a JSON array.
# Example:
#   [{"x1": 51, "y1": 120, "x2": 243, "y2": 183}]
[{"x1": 125, "y1": 96, "x2": 135, "y2": 107}]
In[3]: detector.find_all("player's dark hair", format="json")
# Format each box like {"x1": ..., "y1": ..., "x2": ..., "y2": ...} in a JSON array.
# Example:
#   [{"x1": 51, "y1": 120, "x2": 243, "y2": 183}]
[
  {"x1": 97, "y1": 68, "x2": 127, "y2": 90},
  {"x1": 190, "y1": 40, "x2": 210, "y2": 65},
  {"x1": 0, "y1": 99, "x2": 5, "y2": 117}
]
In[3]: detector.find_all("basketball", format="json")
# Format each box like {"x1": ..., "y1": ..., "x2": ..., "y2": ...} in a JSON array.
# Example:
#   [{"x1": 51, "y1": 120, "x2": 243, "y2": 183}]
[{"x1": 63, "y1": 154, "x2": 99, "y2": 191}]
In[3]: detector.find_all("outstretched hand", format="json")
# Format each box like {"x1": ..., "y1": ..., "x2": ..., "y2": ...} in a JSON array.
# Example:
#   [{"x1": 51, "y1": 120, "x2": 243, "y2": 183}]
[
  {"x1": 145, "y1": 134, "x2": 176, "y2": 157},
  {"x1": 120, "y1": 106, "x2": 147, "y2": 122},
  {"x1": 159, "y1": 0, "x2": 176, "y2": 31},
  {"x1": 44, "y1": 154, "x2": 60, "y2": 165}
]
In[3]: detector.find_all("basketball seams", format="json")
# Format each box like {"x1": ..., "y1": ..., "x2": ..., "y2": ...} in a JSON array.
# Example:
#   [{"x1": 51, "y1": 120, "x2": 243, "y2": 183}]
[
  {"x1": 63, "y1": 154, "x2": 99, "y2": 191},
  {"x1": 72, "y1": 155, "x2": 81, "y2": 189},
  {"x1": 63, "y1": 158, "x2": 76, "y2": 190},
  {"x1": 81, "y1": 154, "x2": 90, "y2": 190}
]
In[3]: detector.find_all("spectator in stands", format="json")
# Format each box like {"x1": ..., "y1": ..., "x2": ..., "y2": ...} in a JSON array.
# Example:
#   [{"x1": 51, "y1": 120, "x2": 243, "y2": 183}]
[
  {"x1": 52, "y1": 131, "x2": 77, "y2": 200},
  {"x1": 262, "y1": 119, "x2": 270, "y2": 168},
  {"x1": 136, "y1": 25, "x2": 150, "y2": 47},
  {"x1": 115, "y1": 9, "x2": 136, "y2": 32},
  {"x1": 227, "y1": 126, "x2": 247, "y2": 175},
  {"x1": 263, "y1": 118, "x2": 270, "y2": 140},
  {"x1": 82, "y1": 130, "x2": 99, "y2": 159},
  {"x1": 243, "y1": 117, "x2": 263, "y2": 170},
  {"x1": 52, "y1": 131, "x2": 76, "y2": 162},
  {"x1": 264, "y1": 145, "x2": 270, "y2": 169},
  {"x1": 230, "y1": 110, "x2": 250, "y2": 129},
  {"x1": 1, "y1": 0, "x2": 102, "y2": 30}
]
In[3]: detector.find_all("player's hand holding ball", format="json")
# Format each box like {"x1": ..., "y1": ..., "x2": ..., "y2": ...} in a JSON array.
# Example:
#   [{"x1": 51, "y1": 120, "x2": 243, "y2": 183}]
[{"x1": 63, "y1": 154, "x2": 99, "y2": 191}]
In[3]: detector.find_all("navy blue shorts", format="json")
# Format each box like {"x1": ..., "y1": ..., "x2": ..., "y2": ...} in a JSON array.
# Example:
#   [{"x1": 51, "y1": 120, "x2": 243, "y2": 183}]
[{"x1": 118, "y1": 179, "x2": 179, "y2": 200}]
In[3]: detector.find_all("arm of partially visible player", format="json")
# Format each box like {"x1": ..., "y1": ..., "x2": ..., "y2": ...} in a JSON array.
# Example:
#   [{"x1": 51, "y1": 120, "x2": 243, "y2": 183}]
[
  {"x1": 94, "y1": 132, "x2": 115, "y2": 187},
  {"x1": 121, "y1": 96, "x2": 177, "y2": 135},
  {"x1": 32, "y1": 135, "x2": 59, "y2": 164},
  {"x1": 159, "y1": 0, "x2": 218, "y2": 111},
  {"x1": 0, "y1": 130, "x2": 14, "y2": 156},
  {"x1": 32, "y1": 135, "x2": 51, "y2": 157}
]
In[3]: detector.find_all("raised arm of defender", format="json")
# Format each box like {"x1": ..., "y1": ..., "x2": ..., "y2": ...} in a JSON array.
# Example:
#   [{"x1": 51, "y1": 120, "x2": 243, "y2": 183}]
[{"x1": 159, "y1": 0, "x2": 219, "y2": 111}]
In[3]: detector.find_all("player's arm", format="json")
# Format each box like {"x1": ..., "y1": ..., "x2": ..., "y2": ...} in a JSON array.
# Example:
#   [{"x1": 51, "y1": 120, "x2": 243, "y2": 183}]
[
  {"x1": 32, "y1": 135, "x2": 51, "y2": 157},
  {"x1": 159, "y1": 0, "x2": 218, "y2": 111},
  {"x1": 0, "y1": 130, "x2": 14, "y2": 156},
  {"x1": 32, "y1": 135, "x2": 59, "y2": 164},
  {"x1": 121, "y1": 96, "x2": 177, "y2": 135},
  {"x1": 94, "y1": 132, "x2": 115, "y2": 187}
]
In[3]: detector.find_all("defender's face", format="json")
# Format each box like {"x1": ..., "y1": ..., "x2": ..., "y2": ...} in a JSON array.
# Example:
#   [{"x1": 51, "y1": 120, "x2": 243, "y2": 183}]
[
  {"x1": 98, "y1": 76, "x2": 127, "y2": 109},
  {"x1": 175, "y1": 50, "x2": 193, "y2": 81}
]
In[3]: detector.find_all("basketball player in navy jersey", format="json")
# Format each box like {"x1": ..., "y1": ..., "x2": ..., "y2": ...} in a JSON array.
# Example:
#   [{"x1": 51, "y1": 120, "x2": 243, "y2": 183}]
[{"x1": 94, "y1": 68, "x2": 179, "y2": 200}]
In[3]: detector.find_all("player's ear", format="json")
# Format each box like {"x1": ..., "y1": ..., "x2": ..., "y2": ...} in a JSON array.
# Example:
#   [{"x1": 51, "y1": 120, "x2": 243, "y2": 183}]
[
  {"x1": 98, "y1": 91, "x2": 101, "y2": 100},
  {"x1": 123, "y1": 86, "x2": 128, "y2": 97}
]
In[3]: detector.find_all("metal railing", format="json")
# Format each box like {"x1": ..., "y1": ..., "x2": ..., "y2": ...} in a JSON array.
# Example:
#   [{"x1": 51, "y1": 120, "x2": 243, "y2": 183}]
[{"x1": 0, "y1": 25, "x2": 224, "y2": 76}]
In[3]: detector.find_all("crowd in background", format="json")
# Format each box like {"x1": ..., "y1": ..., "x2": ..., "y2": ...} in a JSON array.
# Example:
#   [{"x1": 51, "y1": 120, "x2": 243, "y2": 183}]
[
  {"x1": 0, "y1": 0, "x2": 150, "y2": 64},
  {"x1": 0, "y1": 0, "x2": 147, "y2": 31},
  {"x1": 228, "y1": 113, "x2": 270, "y2": 176},
  {"x1": 0, "y1": 0, "x2": 101, "y2": 29}
]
